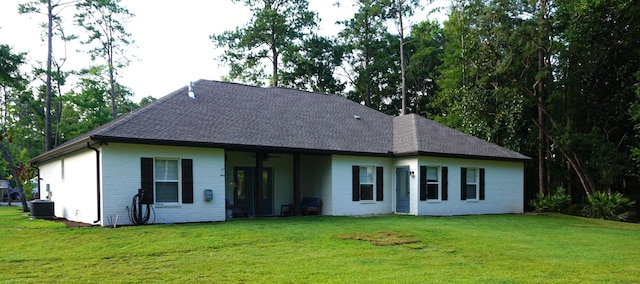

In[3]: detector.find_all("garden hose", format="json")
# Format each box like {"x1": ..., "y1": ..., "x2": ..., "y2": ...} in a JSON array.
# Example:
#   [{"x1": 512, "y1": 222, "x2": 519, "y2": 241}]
[{"x1": 128, "y1": 188, "x2": 154, "y2": 225}]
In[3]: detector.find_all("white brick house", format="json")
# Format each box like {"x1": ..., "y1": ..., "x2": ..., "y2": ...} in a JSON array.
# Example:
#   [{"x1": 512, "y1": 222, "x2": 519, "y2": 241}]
[{"x1": 30, "y1": 80, "x2": 529, "y2": 226}]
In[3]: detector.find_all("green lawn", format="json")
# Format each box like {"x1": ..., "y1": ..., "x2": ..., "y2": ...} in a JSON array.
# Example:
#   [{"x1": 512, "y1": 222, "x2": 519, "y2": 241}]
[{"x1": 1, "y1": 206, "x2": 639, "y2": 283}]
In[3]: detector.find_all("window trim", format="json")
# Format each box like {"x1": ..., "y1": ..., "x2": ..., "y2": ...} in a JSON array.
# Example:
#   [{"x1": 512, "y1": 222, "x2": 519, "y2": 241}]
[
  {"x1": 359, "y1": 166, "x2": 375, "y2": 202},
  {"x1": 426, "y1": 166, "x2": 440, "y2": 200},
  {"x1": 461, "y1": 167, "x2": 485, "y2": 201},
  {"x1": 420, "y1": 166, "x2": 448, "y2": 201},
  {"x1": 465, "y1": 168, "x2": 478, "y2": 200},
  {"x1": 154, "y1": 158, "x2": 181, "y2": 205},
  {"x1": 352, "y1": 165, "x2": 383, "y2": 202}
]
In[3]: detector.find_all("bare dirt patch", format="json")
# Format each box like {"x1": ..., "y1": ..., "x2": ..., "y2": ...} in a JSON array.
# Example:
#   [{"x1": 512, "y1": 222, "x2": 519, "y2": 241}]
[
  {"x1": 51, "y1": 218, "x2": 93, "y2": 228},
  {"x1": 338, "y1": 231, "x2": 421, "y2": 246}
]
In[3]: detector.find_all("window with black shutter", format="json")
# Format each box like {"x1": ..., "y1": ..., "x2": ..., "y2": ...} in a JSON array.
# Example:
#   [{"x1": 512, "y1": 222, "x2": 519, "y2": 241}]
[
  {"x1": 352, "y1": 166, "x2": 360, "y2": 201},
  {"x1": 376, "y1": 167, "x2": 383, "y2": 201},
  {"x1": 419, "y1": 166, "x2": 427, "y2": 201},
  {"x1": 141, "y1": 158, "x2": 154, "y2": 204},
  {"x1": 140, "y1": 157, "x2": 193, "y2": 204},
  {"x1": 479, "y1": 168, "x2": 485, "y2": 200},
  {"x1": 421, "y1": 166, "x2": 447, "y2": 201},
  {"x1": 182, "y1": 159, "x2": 194, "y2": 204},
  {"x1": 352, "y1": 165, "x2": 382, "y2": 202},
  {"x1": 442, "y1": 167, "x2": 448, "y2": 200},
  {"x1": 461, "y1": 167, "x2": 483, "y2": 201}
]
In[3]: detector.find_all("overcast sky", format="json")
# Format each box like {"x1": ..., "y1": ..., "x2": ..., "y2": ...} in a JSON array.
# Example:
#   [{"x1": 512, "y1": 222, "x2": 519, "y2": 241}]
[{"x1": 0, "y1": 1, "x2": 446, "y2": 101}]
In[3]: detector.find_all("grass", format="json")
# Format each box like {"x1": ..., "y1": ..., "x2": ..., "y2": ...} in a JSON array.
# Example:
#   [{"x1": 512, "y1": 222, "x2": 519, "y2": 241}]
[{"x1": 1, "y1": 207, "x2": 639, "y2": 283}]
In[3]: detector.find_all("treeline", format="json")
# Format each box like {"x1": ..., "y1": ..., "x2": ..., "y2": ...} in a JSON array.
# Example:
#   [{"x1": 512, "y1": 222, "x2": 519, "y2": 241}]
[
  {"x1": 1, "y1": 0, "x2": 155, "y2": 210},
  {"x1": 2, "y1": 0, "x2": 640, "y2": 219},
  {"x1": 212, "y1": 0, "x2": 640, "y2": 219}
]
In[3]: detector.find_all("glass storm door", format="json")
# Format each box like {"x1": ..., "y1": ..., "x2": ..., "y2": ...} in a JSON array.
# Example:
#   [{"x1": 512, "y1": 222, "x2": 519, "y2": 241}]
[
  {"x1": 234, "y1": 167, "x2": 273, "y2": 216},
  {"x1": 396, "y1": 168, "x2": 410, "y2": 213}
]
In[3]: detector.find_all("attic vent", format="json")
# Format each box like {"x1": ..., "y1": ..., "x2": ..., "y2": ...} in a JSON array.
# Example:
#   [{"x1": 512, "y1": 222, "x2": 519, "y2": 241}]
[
  {"x1": 353, "y1": 115, "x2": 361, "y2": 120},
  {"x1": 188, "y1": 82, "x2": 195, "y2": 99}
]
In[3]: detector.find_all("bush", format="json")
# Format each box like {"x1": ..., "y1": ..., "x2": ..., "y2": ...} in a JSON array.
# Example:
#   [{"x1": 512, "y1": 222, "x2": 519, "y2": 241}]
[
  {"x1": 583, "y1": 192, "x2": 636, "y2": 222},
  {"x1": 530, "y1": 187, "x2": 571, "y2": 213}
]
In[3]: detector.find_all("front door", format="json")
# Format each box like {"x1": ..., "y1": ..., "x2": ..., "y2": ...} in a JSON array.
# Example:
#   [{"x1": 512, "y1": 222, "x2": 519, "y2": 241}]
[
  {"x1": 396, "y1": 167, "x2": 410, "y2": 213},
  {"x1": 234, "y1": 167, "x2": 273, "y2": 216}
]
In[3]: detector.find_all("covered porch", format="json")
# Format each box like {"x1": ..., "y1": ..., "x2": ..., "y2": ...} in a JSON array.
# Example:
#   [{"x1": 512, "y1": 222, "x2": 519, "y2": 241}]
[{"x1": 223, "y1": 150, "x2": 331, "y2": 217}]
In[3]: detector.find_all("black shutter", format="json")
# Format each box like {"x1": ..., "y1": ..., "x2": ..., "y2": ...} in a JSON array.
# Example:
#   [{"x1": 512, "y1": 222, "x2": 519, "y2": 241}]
[
  {"x1": 441, "y1": 167, "x2": 448, "y2": 201},
  {"x1": 479, "y1": 168, "x2": 485, "y2": 200},
  {"x1": 141, "y1": 158, "x2": 154, "y2": 204},
  {"x1": 182, "y1": 159, "x2": 194, "y2": 204},
  {"x1": 460, "y1": 167, "x2": 467, "y2": 200},
  {"x1": 352, "y1": 166, "x2": 360, "y2": 201},
  {"x1": 419, "y1": 166, "x2": 427, "y2": 201},
  {"x1": 376, "y1": 167, "x2": 383, "y2": 201}
]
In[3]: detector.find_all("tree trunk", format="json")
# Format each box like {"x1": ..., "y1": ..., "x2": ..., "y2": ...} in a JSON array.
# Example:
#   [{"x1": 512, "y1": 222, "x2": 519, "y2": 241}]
[
  {"x1": 44, "y1": 0, "x2": 53, "y2": 151},
  {"x1": 2, "y1": 86, "x2": 7, "y2": 125},
  {"x1": 536, "y1": 0, "x2": 549, "y2": 196},
  {"x1": 398, "y1": 0, "x2": 407, "y2": 115},
  {"x1": 363, "y1": 16, "x2": 372, "y2": 107},
  {"x1": 108, "y1": 27, "x2": 117, "y2": 119},
  {"x1": 54, "y1": 74, "x2": 63, "y2": 147},
  {"x1": 272, "y1": 47, "x2": 278, "y2": 87}
]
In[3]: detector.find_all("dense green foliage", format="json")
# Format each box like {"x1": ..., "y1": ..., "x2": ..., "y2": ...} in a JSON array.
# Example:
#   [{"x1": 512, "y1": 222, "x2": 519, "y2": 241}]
[
  {"x1": 583, "y1": 192, "x2": 636, "y2": 222},
  {"x1": 1, "y1": 207, "x2": 639, "y2": 282},
  {"x1": 3, "y1": 1, "x2": 640, "y2": 219},
  {"x1": 210, "y1": 0, "x2": 319, "y2": 87},
  {"x1": 530, "y1": 187, "x2": 572, "y2": 213},
  {"x1": 434, "y1": 0, "x2": 640, "y2": 214},
  {"x1": 2, "y1": 0, "x2": 142, "y2": 201},
  {"x1": 75, "y1": 0, "x2": 135, "y2": 119}
]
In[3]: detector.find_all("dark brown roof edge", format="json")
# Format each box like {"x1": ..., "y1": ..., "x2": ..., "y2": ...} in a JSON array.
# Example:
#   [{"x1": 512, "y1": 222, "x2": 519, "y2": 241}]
[
  {"x1": 393, "y1": 151, "x2": 532, "y2": 162},
  {"x1": 90, "y1": 135, "x2": 393, "y2": 157}
]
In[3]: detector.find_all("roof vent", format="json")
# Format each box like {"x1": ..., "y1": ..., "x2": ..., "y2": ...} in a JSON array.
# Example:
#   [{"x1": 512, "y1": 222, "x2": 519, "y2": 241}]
[
  {"x1": 188, "y1": 82, "x2": 195, "y2": 99},
  {"x1": 353, "y1": 115, "x2": 361, "y2": 120}
]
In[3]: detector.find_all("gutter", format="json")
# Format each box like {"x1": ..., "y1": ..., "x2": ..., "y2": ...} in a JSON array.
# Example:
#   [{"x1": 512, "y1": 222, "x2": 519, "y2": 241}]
[{"x1": 87, "y1": 142, "x2": 101, "y2": 225}]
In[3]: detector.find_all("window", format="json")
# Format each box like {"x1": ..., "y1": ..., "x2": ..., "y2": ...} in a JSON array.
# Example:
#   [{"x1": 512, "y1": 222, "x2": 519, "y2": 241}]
[
  {"x1": 155, "y1": 159, "x2": 179, "y2": 203},
  {"x1": 465, "y1": 168, "x2": 477, "y2": 200},
  {"x1": 140, "y1": 157, "x2": 194, "y2": 205},
  {"x1": 461, "y1": 167, "x2": 485, "y2": 201},
  {"x1": 420, "y1": 166, "x2": 448, "y2": 201},
  {"x1": 359, "y1": 166, "x2": 375, "y2": 201},
  {"x1": 426, "y1": 167, "x2": 439, "y2": 199},
  {"x1": 352, "y1": 166, "x2": 383, "y2": 202}
]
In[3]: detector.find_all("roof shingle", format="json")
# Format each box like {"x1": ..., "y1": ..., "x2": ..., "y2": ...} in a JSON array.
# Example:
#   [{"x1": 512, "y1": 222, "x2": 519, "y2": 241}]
[{"x1": 31, "y1": 80, "x2": 530, "y2": 163}]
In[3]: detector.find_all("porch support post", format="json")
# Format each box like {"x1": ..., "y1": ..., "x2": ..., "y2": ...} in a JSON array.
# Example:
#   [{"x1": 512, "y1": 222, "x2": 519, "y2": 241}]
[
  {"x1": 293, "y1": 153, "x2": 301, "y2": 216},
  {"x1": 255, "y1": 151, "x2": 264, "y2": 217}
]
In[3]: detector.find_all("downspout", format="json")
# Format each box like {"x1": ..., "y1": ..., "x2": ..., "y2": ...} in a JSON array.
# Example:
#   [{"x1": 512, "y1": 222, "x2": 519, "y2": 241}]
[{"x1": 87, "y1": 142, "x2": 101, "y2": 225}]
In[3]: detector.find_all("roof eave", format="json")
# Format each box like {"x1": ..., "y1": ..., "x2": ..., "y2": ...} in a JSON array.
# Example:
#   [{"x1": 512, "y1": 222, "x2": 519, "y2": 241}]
[
  {"x1": 393, "y1": 151, "x2": 531, "y2": 162},
  {"x1": 91, "y1": 135, "x2": 394, "y2": 157},
  {"x1": 29, "y1": 137, "x2": 97, "y2": 165}
]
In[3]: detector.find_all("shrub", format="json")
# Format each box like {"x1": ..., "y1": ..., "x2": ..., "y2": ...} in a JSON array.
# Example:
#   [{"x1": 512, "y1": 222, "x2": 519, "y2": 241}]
[
  {"x1": 583, "y1": 192, "x2": 636, "y2": 222},
  {"x1": 530, "y1": 187, "x2": 571, "y2": 213}
]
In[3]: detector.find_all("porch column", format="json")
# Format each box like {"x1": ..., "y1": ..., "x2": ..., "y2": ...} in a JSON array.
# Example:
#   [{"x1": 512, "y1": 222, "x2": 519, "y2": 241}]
[
  {"x1": 255, "y1": 151, "x2": 264, "y2": 217},
  {"x1": 293, "y1": 153, "x2": 301, "y2": 216}
]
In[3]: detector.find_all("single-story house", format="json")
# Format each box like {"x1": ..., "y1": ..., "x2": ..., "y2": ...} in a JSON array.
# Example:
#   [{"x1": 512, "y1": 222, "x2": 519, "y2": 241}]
[{"x1": 30, "y1": 80, "x2": 529, "y2": 226}]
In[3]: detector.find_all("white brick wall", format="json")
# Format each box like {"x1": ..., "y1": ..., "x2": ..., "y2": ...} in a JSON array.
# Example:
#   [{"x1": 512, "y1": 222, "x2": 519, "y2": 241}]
[
  {"x1": 415, "y1": 157, "x2": 524, "y2": 216},
  {"x1": 100, "y1": 143, "x2": 226, "y2": 226},
  {"x1": 37, "y1": 143, "x2": 525, "y2": 225},
  {"x1": 38, "y1": 148, "x2": 99, "y2": 224},
  {"x1": 330, "y1": 155, "x2": 394, "y2": 216}
]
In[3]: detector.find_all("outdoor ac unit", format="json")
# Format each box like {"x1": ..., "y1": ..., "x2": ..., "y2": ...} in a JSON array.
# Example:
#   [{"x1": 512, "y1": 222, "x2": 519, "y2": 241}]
[{"x1": 31, "y1": 200, "x2": 55, "y2": 219}]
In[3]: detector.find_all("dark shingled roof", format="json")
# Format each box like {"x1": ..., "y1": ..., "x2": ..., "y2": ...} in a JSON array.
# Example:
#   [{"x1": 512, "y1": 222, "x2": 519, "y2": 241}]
[
  {"x1": 393, "y1": 114, "x2": 529, "y2": 160},
  {"x1": 31, "y1": 80, "x2": 530, "y2": 163}
]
